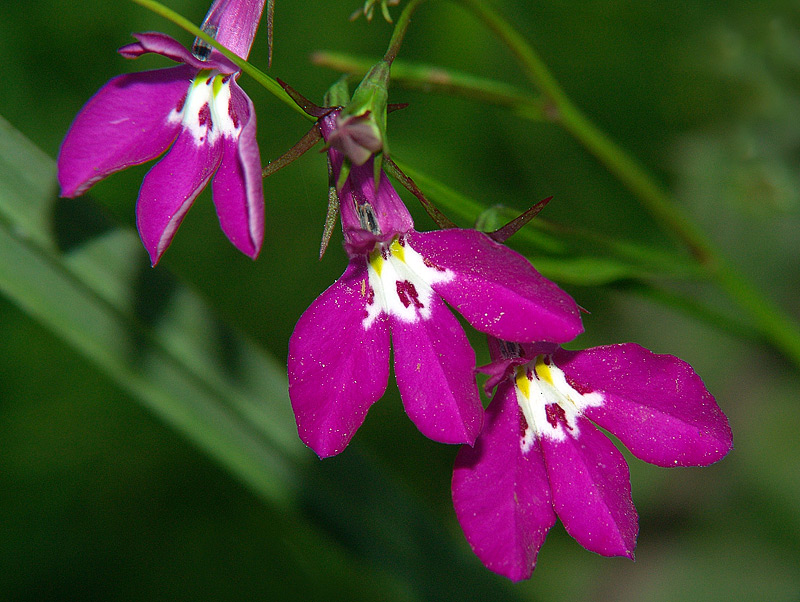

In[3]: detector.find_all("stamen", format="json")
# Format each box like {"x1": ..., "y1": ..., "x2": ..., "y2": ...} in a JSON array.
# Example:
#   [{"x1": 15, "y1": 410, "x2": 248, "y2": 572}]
[
  {"x1": 498, "y1": 340, "x2": 523, "y2": 360},
  {"x1": 192, "y1": 24, "x2": 218, "y2": 61},
  {"x1": 357, "y1": 203, "x2": 381, "y2": 235}
]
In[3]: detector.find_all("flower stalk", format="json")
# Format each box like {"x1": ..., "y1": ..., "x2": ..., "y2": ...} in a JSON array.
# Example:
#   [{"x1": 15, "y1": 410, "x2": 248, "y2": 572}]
[{"x1": 458, "y1": 0, "x2": 800, "y2": 371}]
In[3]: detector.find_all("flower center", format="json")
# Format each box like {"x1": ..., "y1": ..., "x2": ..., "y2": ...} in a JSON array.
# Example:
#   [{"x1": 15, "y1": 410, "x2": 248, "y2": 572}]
[
  {"x1": 169, "y1": 69, "x2": 240, "y2": 146},
  {"x1": 363, "y1": 235, "x2": 454, "y2": 328},
  {"x1": 514, "y1": 355, "x2": 603, "y2": 449}
]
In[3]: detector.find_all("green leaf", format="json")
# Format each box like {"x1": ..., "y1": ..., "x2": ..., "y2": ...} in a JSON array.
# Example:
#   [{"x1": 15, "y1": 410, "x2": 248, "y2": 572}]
[
  {"x1": 0, "y1": 114, "x2": 304, "y2": 507},
  {"x1": 531, "y1": 255, "x2": 655, "y2": 286}
]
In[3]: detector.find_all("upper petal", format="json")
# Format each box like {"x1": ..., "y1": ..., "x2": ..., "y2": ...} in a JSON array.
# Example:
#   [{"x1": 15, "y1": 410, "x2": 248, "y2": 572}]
[
  {"x1": 452, "y1": 381, "x2": 557, "y2": 581},
  {"x1": 288, "y1": 259, "x2": 391, "y2": 458},
  {"x1": 339, "y1": 159, "x2": 415, "y2": 253},
  {"x1": 57, "y1": 65, "x2": 193, "y2": 197},
  {"x1": 554, "y1": 344, "x2": 733, "y2": 467},
  {"x1": 408, "y1": 229, "x2": 583, "y2": 344},
  {"x1": 541, "y1": 415, "x2": 638, "y2": 558},
  {"x1": 198, "y1": 0, "x2": 267, "y2": 61},
  {"x1": 211, "y1": 84, "x2": 264, "y2": 258},
  {"x1": 136, "y1": 127, "x2": 223, "y2": 264},
  {"x1": 119, "y1": 32, "x2": 238, "y2": 73},
  {"x1": 391, "y1": 294, "x2": 483, "y2": 445}
]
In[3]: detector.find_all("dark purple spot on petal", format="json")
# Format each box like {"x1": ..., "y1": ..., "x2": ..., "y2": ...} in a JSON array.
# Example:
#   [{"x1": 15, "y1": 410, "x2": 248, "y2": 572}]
[
  {"x1": 519, "y1": 409, "x2": 529, "y2": 438},
  {"x1": 175, "y1": 91, "x2": 188, "y2": 113},
  {"x1": 564, "y1": 373, "x2": 593, "y2": 395},
  {"x1": 396, "y1": 280, "x2": 424, "y2": 309},
  {"x1": 228, "y1": 101, "x2": 239, "y2": 129},
  {"x1": 545, "y1": 403, "x2": 571, "y2": 431},
  {"x1": 198, "y1": 103, "x2": 212, "y2": 128},
  {"x1": 422, "y1": 256, "x2": 446, "y2": 272}
]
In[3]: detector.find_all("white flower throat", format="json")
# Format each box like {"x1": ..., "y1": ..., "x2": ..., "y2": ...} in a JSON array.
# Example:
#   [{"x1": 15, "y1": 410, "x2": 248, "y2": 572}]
[
  {"x1": 168, "y1": 69, "x2": 240, "y2": 146},
  {"x1": 363, "y1": 236, "x2": 454, "y2": 328},
  {"x1": 514, "y1": 355, "x2": 603, "y2": 450}
]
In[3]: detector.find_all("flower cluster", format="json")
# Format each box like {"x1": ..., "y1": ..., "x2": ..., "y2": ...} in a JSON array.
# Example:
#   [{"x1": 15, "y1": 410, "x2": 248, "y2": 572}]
[
  {"x1": 285, "y1": 108, "x2": 733, "y2": 579},
  {"x1": 57, "y1": 0, "x2": 733, "y2": 584}
]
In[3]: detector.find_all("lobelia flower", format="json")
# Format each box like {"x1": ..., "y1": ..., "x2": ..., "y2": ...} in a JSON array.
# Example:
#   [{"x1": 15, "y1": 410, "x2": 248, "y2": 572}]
[
  {"x1": 287, "y1": 110, "x2": 584, "y2": 459},
  {"x1": 452, "y1": 337, "x2": 733, "y2": 581},
  {"x1": 57, "y1": 0, "x2": 267, "y2": 265}
]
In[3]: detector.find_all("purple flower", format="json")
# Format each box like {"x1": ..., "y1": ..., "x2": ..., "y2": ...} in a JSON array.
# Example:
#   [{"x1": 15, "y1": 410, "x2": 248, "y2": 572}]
[
  {"x1": 57, "y1": 0, "x2": 266, "y2": 264},
  {"x1": 287, "y1": 112, "x2": 583, "y2": 458},
  {"x1": 452, "y1": 338, "x2": 733, "y2": 581}
]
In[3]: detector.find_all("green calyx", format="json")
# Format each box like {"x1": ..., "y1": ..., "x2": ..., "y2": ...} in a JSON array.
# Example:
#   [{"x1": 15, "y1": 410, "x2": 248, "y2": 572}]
[{"x1": 341, "y1": 59, "x2": 391, "y2": 158}]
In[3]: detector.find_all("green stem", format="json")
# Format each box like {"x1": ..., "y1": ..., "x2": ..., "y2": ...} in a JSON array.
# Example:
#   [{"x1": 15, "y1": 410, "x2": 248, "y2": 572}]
[
  {"x1": 128, "y1": 0, "x2": 312, "y2": 121},
  {"x1": 384, "y1": 0, "x2": 428, "y2": 63},
  {"x1": 312, "y1": 51, "x2": 544, "y2": 119},
  {"x1": 460, "y1": 0, "x2": 800, "y2": 370}
]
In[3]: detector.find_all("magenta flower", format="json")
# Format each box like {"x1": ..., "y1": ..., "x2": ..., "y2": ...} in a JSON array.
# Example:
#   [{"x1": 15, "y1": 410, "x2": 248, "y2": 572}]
[
  {"x1": 451, "y1": 337, "x2": 733, "y2": 581},
  {"x1": 57, "y1": 0, "x2": 267, "y2": 264},
  {"x1": 287, "y1": 112, "x2": 583, "y2": 458}
]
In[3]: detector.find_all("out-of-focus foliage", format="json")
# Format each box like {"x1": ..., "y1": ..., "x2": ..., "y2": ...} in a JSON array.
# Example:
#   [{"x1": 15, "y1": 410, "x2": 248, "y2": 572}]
[{"x1": 0, "y1": 0, "x2": 798, "y2": 600}]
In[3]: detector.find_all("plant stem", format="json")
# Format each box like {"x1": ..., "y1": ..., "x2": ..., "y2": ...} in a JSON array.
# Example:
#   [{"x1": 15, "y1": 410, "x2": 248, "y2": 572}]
[
  {"x1": 312, "y1": 51, "x2": 544, "y2": 118},
  {"x1": 384, "y1": 0, "x2": 428, "y2": 63},
  {"x1": 459, "y1": 0, "x2": 800, "y2": 369}
]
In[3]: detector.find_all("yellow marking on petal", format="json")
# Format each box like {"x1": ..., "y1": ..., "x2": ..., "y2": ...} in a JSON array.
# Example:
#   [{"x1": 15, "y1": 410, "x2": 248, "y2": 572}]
[
  {"x1": 212, "y1": 74, "x2": 224, "y2": 97},
  {"x1": 515, "y1": 366, "x2": 530, "y2": 398},
  {"x1": 193, "y1": 69, "x2": 213, "y2": 88},
  {"x1": 534, "y1": 355, "x2": 554, "y2": 385},
  {"x1": 361, "y1": 279, "x2": 366, "y2": 297},
  {"x1": 389, "y1": 238, "x2": 405, "y2": 263},
  {"x1": 369, "y1": 248, "x2": 383, "y2": 277}
]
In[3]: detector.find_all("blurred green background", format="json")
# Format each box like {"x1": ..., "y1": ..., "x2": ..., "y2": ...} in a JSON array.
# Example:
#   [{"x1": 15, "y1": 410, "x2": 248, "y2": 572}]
[{"x1": 1, "y1": 0, "x2": 799, "y2": 600}]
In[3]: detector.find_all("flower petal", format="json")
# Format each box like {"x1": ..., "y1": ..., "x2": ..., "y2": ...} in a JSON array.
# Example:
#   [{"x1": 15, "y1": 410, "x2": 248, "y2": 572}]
[
  {"x1": 57, "y1": 65, "x2": 193, "y2": 198},
  {"x1": 211, "y1": 84, "x2": 263, "y2": 258},
  {"x1": 136, "y1": 128, "x2": 223, "y2": 264},
  {"x1": 119, "y1": 32, "x2": 238, "y2": 73},
  {"x1": 541, "y1": 415, "x2": 638, "y2": 558},
  {"x1": 408, "y1": 229, "x2": 583, "y2": 344},
  {"x1": 453, "y1": 382, "x2": 556, "y2": 581},
  {"x1": 555, "y1": 344, "x2": 733, "y2": 467},
  {"x1": 199, "y1": 0, "x2": 267, "y2": 60},
  {"x1": 391, "y1": 293, "x2": 483, "y2": 445},
  {"x1": 288, "y1": 259, "x2": 391, "y2": 458}
]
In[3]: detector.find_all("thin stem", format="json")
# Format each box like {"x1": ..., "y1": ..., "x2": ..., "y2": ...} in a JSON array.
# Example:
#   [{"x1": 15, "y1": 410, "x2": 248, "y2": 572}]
[
  {"x1": 383, "y1": 157, "x2": 456, "y2": 228},
  {"x1": 459, "y1": 0, "x2": 800, "y2": 370},
  {"x1": 384, "y1": 0, "x2": 428, "y2": 63},
  {"x1": 128, "y1": 0, "x2": 312, "y2": 121},
  {"x1": 312, "y1": 51, "x2": 545, "y2": 119},
  {"x1": 262, "y1": 125, "x2": 322, "y2": 178}
]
